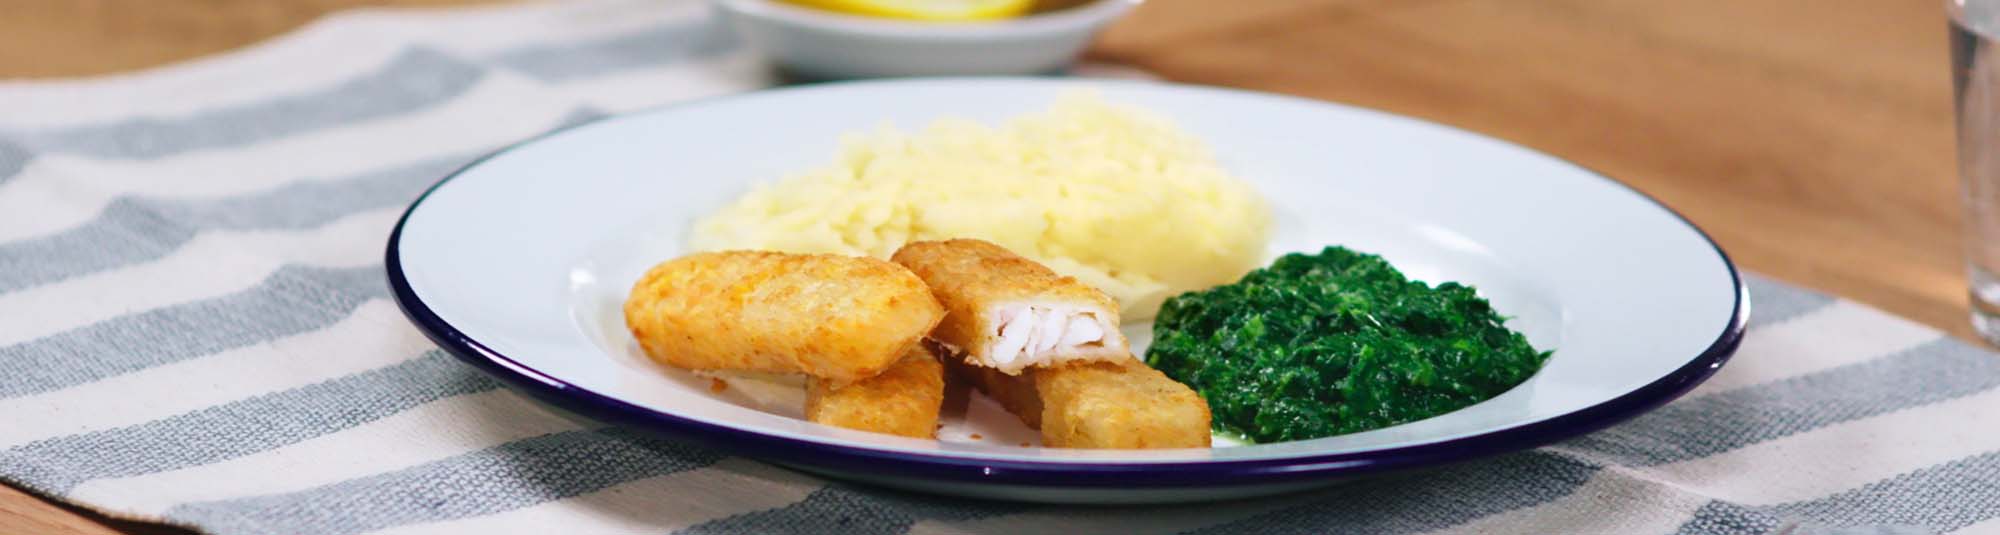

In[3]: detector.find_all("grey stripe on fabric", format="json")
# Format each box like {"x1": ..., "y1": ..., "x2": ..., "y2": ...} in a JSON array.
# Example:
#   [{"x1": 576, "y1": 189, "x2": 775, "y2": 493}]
[
  {"x1": 489, "y1": 18, "x2": 737, "y2": 82},
  {"x1": 0, "y1": 154, "x2": 471, "y2": 293},
  {"x1": 161, "y1": 427, "x2": 726, "y2": 535},
  {"x1": 0, "y1": 264, "x2": 385, "y2": 399},
  {"x1": 0, "y1": 136, "x2": 28, "y2": 182},
  {"x1": 1557, "y1": 338, "x2": 2000, "y2": 467},
  {"x1": 1813, "y1": 526, "x2": 1939, "y2": 535},
  {"x1": 1672, "y1": 501, "x2": 1782, "y2": 535},
  {"x1": 1769, "y1": 450, "x2": 2000, "y2": 532},
  {"x1": 0, "y1": 350, "x2": 495, "y2": 493},
  {"x1": 16, "y1": 48, "x2": 485, "y2": 159},
  {"x1": 1744, "y1": 274, "x2": 1835, "y2": 328},
  {"x1": 676, "y1": 484, "x2": 1026, "y2": 535},
  {"x1": 1675, "y1": 451, "x2": 2000, "y2": 534},
  {"x1": 1180, "y1": 451, "x2": 1599, "y2": 535}
]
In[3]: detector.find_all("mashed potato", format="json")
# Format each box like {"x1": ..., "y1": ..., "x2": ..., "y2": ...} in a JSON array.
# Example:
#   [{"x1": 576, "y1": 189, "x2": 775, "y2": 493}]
[{"x1": 688, "y1": 92, "x2": 1270, "y2": 319}]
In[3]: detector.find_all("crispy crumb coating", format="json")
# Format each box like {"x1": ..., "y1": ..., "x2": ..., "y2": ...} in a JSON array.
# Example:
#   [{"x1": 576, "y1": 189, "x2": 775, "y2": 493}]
[
  {"x1": 891, "y1": 239, "x2": 1129, "y2": 374},
  {"x1": 806, "y1": 345, "x2": 945, "y2": 439},
  {"x1": 624, "y1": 251, "x2": 944, "y2": 383},
  {"x1": 948, "y1": 356, "x2": 1211, "y2": 449}
]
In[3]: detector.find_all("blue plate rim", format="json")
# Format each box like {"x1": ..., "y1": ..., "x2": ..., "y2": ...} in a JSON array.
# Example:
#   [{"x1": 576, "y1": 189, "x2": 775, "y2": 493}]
[{"x1": 382, "y1": 77, "x2": 1749, "y2": 489}]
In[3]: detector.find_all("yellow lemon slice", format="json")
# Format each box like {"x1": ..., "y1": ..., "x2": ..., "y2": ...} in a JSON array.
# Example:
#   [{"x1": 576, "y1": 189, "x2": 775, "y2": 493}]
[{"x1": 780, "y1": 0, "x2": 1035, "y2": 21}]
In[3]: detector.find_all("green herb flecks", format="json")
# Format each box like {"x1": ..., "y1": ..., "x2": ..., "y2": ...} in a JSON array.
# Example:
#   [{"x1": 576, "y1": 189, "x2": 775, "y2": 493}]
[{"x1": 1145, "y1": 246, "x2": 1550, "y2": 443}]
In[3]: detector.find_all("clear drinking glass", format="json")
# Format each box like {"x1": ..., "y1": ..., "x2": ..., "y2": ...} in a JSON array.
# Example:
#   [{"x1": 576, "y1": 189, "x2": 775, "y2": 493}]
[{"x1": 1950, "y1": 0, "x2": 2000, "y2": 343}]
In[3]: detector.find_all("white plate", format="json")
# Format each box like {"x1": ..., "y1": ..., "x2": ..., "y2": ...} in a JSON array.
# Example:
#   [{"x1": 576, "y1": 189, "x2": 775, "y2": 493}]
[{"x1": 387, "y1": 78, "x2": 1746, "y2": 504}]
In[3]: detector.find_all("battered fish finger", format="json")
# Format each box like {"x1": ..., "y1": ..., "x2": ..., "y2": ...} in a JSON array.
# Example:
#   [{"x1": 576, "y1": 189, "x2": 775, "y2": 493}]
[
  {"x1": 949, "y1": 357, "x2": 1211, "y2": 449},
  {"x1": 891, "y1": 239, "x2": 1129, "y2": 375},
  {"x1": 806, "y1": 345, "x2": 945, "y2": 438},
  {"x1": 624, "y1": 251, "x2": 945, "y2": 383}
]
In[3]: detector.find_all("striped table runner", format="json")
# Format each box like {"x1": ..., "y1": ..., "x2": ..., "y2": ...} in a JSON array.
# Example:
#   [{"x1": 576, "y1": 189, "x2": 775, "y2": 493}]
[{"x1": 0, "y1": 1, "x2": 1994, "y2": 533}]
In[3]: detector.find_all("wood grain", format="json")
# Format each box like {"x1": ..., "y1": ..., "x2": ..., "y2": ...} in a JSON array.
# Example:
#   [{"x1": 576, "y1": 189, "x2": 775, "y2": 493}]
[
  {"x1": 0, "y1": 0, "x2": 1970, "y2": 532},
  {"x1": 0, "y1": 484, "x2": 187, "y2": 535},
  {"x1": 1093, "y1": 0, "x2": 1969, "y2": 339},
  {"x1": 0, "y1": 0, "x2": 500, "y2": 78}
]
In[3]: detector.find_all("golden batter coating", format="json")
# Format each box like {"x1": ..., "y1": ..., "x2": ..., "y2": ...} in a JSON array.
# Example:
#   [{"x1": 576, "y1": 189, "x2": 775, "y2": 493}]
[
  {"x1": 890, "y1": 239, "x2": 1129, "y2": 375},
  {"x1": 1038, "y1": 360, "x2": 1212, "y2": 449},
  {"x1": 624, "y1": 250, "x2": 944, "y2": 384},
  {"x1": 805, "y1": 346, "x2": 945, "y2": 439},
  {"x1": 948, "y1": 356, "x2": 1211, "y2": 449}
]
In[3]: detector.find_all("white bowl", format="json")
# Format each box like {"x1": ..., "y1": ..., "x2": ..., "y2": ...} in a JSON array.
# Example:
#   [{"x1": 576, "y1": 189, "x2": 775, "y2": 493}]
[{"x1": 713, "y1": 0, "x2": 1140, "y2": 79}]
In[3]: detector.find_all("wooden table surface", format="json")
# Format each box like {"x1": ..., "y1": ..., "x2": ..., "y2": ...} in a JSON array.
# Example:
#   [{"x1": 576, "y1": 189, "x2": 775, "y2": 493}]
[{"x1": 0, "y1": 0, "x2": 1968, "y2": 533}]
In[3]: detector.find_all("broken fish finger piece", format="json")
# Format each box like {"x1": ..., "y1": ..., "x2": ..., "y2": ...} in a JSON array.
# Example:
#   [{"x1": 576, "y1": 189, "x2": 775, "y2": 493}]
[
  {"x1": 806, "y1": 344, "x2": 945, "y2": 438},
  {"x1": 890, "y1": 239, "x2": 1130, "y2": 375},
  {"x1": 624, "y1": 250, "x2": 945, "y2": 383},
  {"x1": 948, "y1": 357, "x2": 1212, "y2": 449}
]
